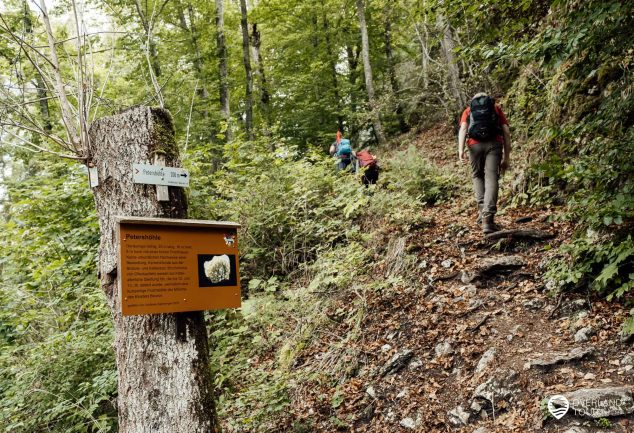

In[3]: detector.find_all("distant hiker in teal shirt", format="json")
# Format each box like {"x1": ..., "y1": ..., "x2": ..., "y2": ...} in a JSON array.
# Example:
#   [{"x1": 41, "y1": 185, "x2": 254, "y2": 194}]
[{"x1": 330, "y1": 130, "x2": 356, "y2": 172}]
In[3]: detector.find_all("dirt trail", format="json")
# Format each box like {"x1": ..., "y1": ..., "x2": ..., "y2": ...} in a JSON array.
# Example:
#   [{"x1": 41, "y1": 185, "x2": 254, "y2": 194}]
[{"x1": 287, "y1": 126, "x2": 633, "y2": 433}]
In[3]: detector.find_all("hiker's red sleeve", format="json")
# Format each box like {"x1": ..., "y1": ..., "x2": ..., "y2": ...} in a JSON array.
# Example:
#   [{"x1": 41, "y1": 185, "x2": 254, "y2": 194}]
[
  {"x1": 496, "y1": 106, "x2": 509, "y2": 125},
  {"x1": 460, "y1": 107, "x2": 469, "y2": 125}
]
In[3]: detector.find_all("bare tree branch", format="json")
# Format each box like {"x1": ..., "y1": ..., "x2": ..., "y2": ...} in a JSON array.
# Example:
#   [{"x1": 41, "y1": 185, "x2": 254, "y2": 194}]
[
  {"x1": 38, "y1": 0, "x2": 81, "y2": 152},
  {"x1": 1, "y1": 128, "x2": 86, "y2": 160}
]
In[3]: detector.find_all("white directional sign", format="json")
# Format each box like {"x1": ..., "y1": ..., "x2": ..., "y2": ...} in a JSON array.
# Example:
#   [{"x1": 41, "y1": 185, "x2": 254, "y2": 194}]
[{"x1": 133, "y1": 163, "x2": 190, "y2": 187}]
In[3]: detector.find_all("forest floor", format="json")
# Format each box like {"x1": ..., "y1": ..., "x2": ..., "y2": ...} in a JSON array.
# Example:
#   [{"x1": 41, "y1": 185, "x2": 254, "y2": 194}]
[{"x1": 275, "y1": 125, "x2": 634, "y2": 433}]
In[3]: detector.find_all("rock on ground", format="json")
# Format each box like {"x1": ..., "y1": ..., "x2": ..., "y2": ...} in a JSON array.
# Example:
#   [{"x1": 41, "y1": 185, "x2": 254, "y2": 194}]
[
  {"x1": 447, "y1": 405, "x2": 471, "y2": 427},
  {"x1": 435, "y1": 340, "x2": 453, "y2": 357},
  {"x1": 527, "y1": 347, "x2": 595, "y2": 369},
  {"x1": 365, "y1": 386, "x2": 377, "y2": 399},
  {"x1": 475, "y1": 348, "x2": 497, "y2": 376},
  {"x1": 562, "y1": 427, "x2": 588, "y2": 433},
  {"x1": 566, "y1": 386, "x2": 634, "y2": 418},
  {"x1": 399, "y1": 417, "x2": 416, "y2": 429},
  {"x1": 462, "y1": 255, "x2": 525, "y2": 283},
  {"x1": 380, "y1": 349, "x2": 414, "y2": 377},
  {"x1": 472, "y1": 370, "x2": 519, "y2": 414},
  {"x1": 574, "y1": 326, "x2": 594, "y2": 343}
]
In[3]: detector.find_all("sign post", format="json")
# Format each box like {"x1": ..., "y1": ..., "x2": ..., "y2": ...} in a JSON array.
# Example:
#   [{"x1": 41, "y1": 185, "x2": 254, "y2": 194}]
[
  {"x1": 133, "y1": 163, "x2": 190, "y2": 187},
  {"x1": 117, "y1": 216, "x2": 241, "y2": 315}
]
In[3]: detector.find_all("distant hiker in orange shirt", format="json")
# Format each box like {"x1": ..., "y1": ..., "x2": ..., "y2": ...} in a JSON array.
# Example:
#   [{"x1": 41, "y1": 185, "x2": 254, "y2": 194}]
[{"x1": 458, "y1": 93, "x2": 511, "y2": 234}]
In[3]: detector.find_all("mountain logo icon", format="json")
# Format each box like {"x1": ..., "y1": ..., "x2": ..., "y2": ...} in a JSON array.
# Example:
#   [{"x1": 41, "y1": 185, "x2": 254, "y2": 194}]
[{"x1": 547, "y1": 394, "x2": 570, "y2": 419}]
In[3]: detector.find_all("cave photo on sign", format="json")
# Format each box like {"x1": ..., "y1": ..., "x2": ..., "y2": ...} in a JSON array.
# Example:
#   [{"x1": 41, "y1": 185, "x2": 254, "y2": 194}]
[{"x1": 198, "y1": 254, "x2": 237, "y2": 287}]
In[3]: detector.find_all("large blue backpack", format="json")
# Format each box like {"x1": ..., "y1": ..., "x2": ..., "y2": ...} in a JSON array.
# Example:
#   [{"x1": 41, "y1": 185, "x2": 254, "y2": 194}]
[{"x1": 336, "y1": 139, "x2": 352, "y2": 159}]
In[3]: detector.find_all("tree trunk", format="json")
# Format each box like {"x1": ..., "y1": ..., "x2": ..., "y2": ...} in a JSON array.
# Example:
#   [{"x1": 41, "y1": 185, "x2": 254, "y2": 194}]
[
  {"x1": 438, "y1": 14, "x2": 465, "y2": 111},
  {"x1": 89, "y1": 106, "x2": 220, "y2": 433},
  {"x1": 186, "y1": 3, "x2": 210, "y2": 117},
  {"x1": 134, "y1": 0, "x2": 161, "y2": 78},
  {"x1": 346, "y1": 42, "x2": 360, "y2": 139},
  {"x1": 239, "y1": 0, "x2": 254, "y2": 140},
  {"x1": 414, "y1": 22, "x2": 430, "y2": 90},
  {"x1": 35, "y1": 76, "x2": 52, "y2": 132},
  {"x1": 215, "y1": 0, "x2": 232, "y2": 141},
  {"x1": 39, "y1": 0, "x2": 80, "y2": 149},
  {"x1": 250, "y1": 23, "x2": 270, "y2": 108},
  {"x1": 383, "y1": 6, "x2": 408, "y2": 133},
  {"x1": 356, "y1": 0, "x2": 386, "y2": 146},
  {"x1": 323, "y1": 15, "x2": 344, "y2": 133},
  {"x1": 251, "y1": 22, "x2": 273, "y2": 144}
]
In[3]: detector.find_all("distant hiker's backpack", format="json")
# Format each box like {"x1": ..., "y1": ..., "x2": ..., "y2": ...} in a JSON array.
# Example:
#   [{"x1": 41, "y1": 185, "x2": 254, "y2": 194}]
[
  {"x1": 356, "y1": 150, "x2": 377, "y2": 168},
  {"x1": 336, "y1": 138, "x2": 352, "y2": 159},
  {"x1": 468, "y1": 96, "x2": 499, "y2": 141}
]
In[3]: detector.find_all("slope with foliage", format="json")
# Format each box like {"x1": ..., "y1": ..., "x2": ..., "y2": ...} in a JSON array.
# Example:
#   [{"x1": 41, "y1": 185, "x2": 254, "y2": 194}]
[{"x1": 1, "y1": 0, "x2": 633, "y2": 431}]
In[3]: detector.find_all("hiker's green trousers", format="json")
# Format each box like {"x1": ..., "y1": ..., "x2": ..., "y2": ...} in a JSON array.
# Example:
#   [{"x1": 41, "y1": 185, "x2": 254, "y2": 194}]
[{"x1": 468, "y1": 141, "x2": 502, "y2": 217}]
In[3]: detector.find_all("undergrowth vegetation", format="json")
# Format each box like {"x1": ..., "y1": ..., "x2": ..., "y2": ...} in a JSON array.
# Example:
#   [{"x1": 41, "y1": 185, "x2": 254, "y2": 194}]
[{"x1": 0, "y1": 161, "x2": 116, "y2": 432}]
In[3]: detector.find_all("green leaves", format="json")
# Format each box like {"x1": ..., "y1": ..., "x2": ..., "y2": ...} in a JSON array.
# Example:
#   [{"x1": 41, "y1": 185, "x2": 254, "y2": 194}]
[
  {"x1": 546, "y1": 235, "x2": 634, "y2": 306},
  {"x1": 0, "y1": 160, "x2": 116, "y2": 433}
]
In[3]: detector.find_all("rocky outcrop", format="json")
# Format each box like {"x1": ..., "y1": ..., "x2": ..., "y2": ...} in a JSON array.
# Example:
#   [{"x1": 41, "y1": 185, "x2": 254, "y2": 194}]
[
  {"x1": 461, "y1": 256, "x2": 525, "y2": 283},
  {"x1": 380, "y1": 349, "x2": 414, "y2": 377},
  {"x1": 472, "y1": 369, "x2": 519, "y2": 415},
  {"x1": 527, "y1": 347, "x2": 595, "y2": 369},
  {"x1": 566, "y1": 386, "x2": 634, "y2": 418}
]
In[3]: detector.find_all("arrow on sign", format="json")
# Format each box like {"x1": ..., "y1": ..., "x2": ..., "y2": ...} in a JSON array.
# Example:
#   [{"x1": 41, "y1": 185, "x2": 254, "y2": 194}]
[{"x1": 132, "y1": 163, "x2": 190, "y2": 187}]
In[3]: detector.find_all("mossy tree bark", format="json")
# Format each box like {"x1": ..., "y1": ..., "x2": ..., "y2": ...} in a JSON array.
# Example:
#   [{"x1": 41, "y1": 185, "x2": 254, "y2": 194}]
[
  {"x1": 89, "y1": 106, "x2": 220, "y2": 433},
  {"x1": 356, "y1": 0, "x2": 386, "y2": 146},
  {"x1": 437, "y1": 14, "x2": 466, "y2": 111},
  {"x1": 215, "y1": 0, "x2": 232, "y2": 142}
]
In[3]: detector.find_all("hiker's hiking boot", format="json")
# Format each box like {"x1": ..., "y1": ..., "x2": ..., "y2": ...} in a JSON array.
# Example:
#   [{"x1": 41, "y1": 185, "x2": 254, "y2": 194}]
[
  {"x1": 482, "y1": 214, "x2": 500, "y2": 234},
  {"x1": 476, "y1": 204, "x2": 483, "y2": 225}
]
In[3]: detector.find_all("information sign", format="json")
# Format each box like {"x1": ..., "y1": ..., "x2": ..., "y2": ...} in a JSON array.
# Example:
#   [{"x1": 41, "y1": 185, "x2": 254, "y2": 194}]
[{"x1": 117, "y1": 217, "x2": 241, "y2": 315}]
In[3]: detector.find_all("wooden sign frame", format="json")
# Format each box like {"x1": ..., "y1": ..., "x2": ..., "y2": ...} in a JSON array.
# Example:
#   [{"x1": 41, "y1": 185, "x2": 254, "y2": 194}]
[{"x1": 117, "y1": 216, "x2": 241, "y2": 316}]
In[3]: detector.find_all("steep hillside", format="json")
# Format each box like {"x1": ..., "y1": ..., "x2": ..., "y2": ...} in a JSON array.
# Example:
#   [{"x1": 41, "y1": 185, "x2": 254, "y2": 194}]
[{"x1": 213, "y1": 126, "x2": 633, "y2": 433}]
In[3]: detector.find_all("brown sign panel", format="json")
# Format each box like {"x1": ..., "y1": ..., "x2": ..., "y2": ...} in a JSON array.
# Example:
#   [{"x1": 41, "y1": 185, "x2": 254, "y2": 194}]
[{"x1": 117, "y1": 217, "x2": 241, "y2": 316}]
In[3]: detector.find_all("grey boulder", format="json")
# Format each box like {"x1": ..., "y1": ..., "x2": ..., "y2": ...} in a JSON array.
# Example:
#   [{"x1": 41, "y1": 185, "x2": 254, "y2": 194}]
[
  {"x1": 527, "y1": 347, "x2": 595, "y2": 369},
  {"x1": 472, "y1": 369, "x2": 519, "y2": 414}
]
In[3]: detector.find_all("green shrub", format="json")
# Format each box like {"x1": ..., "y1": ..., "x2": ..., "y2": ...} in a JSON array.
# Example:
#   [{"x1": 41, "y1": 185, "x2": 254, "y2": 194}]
[
  {"x1": 546, "y1": 234, "x2": 634, "y2": 300},
  {"x1": 189, "y1": 137, "x2": 455, "y2": 287},
  {"x1": 0, "y1": 161, "x2": 116, "y2": 432},
  {"x1": 545, "y1": 233, "x2": 634, "y2": 335},
  {"x1": 381, "y1": 145, "x2": 458, "y2": 205}
]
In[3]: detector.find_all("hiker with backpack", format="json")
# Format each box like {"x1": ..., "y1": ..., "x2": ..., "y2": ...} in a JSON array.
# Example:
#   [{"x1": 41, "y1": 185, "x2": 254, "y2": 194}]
[
  {"x1": 356, "y1": 148, "x2": 379, "y2": 186},
  {"x1": 330, "y1": 131, "x2": 356, "y2": 172},
  {"x1": 458, "y1": 93, "x2": 511, "y2": 234}
]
